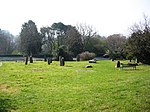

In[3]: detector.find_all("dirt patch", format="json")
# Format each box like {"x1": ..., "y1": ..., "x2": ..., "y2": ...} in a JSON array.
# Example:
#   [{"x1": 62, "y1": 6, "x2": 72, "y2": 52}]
[
  {"x1": 37, "y1": 75, "x2": 46, "y2": 79},
  {"x1": 0, "y1": 84, "x2": 18, "y2": 94},
  {"x1": 32, "y1": 68, "x2": 48, "y2": 72}
]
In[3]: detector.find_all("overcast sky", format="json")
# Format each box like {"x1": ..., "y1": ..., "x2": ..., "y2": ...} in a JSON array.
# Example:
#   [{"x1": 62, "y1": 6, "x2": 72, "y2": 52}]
[{"x1": 0, "y1": 0, "x2": 150, "y2": 36}]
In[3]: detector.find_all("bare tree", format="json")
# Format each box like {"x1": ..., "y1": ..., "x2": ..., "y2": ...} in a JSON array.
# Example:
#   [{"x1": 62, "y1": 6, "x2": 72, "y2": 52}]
[
  {"x1": 130, "y1": 14, "x2": 150, "y2": 33},
  {"x1": 106, "y1": 34, "x2": 127, "y2": 59},
  {"x1": 76, "y1": 23, "x2": 97, "y2": 51},
  {"x1": 76, "y1": 23, "x2": 97, "y2": 37},
  {"x1": 127, "y1": 15, "x2": 150, "y2": 64}
]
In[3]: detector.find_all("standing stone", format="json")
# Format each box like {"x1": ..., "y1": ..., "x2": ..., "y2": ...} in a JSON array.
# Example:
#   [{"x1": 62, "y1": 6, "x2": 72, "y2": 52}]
[
  {"x1": 48, "y1": 57, "x2": 52, "y2": 65},
  {"x1": 60, "y1": 57, "x2": 65, "y2": 66},
  {"x1": 76, "y1": 54, "x2": 80, "y2": 61},
  {"x1": 30, "y1": 56, "x2": 33, "y2": 63},
  {"x1": 48, "y1": 58, "x2": 50, "y2": 65},
  {"x1": 116, "y1": 61, "x2": 120, "y2": 68},
  {"x1": 49, "y1": 57, "x2": 52, "y2": 63},
  {"x1": 25, "y1": 57, "x2": 28, "y2": 65},
  {"x1": 137, "y1": 58, "x2": 139, "y2": 63},
  {"x1": 62, "y1": 57, "x2": 65, "y2": 66}
]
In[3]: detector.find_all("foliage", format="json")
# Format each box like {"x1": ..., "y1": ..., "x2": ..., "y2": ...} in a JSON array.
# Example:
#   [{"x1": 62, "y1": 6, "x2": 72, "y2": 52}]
[
  {"x1": 0, "y1": 61, "x2": 149, "y2": 111},
  {"x1": 0, "y1": 29, "x2": 15, "y2": 54},
  {"x1": 106, "y1": 34, "x2": 127, "y2": 59},
  {"x1": 1, "y1": 22, "x2": 106, "y2": 57},
  {"x1": 76, "y1": 23, "x2": 97, "y2": 51},
  {"x1": 86, "y1": 35, "x2": 107, "y2": 56},
  {"x1": 20, "y1": 20, "x2": 42, "y2": 56},
  {"x1": 57, "y1": 45, "x2": 73, "y2": 61},
  {"x1": 40, "y1": 27, "x2": 55, "y2": 55},
  {"x1": 127, "y1": 16, "x2": 150, "y2": 64},
  {"x1": 51, "y1": 22, "x2": 69, "y2": 48},
  {"x1": 65, "y1": 26, "x2": 83, "y2": 56},
  {"x1": 79, "y1": 51, "x2": 96, "y2": 60}
]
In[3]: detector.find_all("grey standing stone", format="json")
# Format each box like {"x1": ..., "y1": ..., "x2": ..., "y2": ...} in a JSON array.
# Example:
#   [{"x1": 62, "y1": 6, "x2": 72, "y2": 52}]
[
  {"x1": 60, "y1": 57, "x2": 65, "y2": 66},
  {"x1": 30, "y1": 56, "x2": 33, "y2": 63},
  {"x1": 25, "y1": 57, "x2": 28, "y2": 65},
  {"x1": 48, "y1": 57, "x2": 52, "y2": 65},
  {"x1": 116, "y1": 61, "x2": 120, "y2": 68},
  {"x1": 76, "y1": 54, "x2": 80, "y2": 61}
]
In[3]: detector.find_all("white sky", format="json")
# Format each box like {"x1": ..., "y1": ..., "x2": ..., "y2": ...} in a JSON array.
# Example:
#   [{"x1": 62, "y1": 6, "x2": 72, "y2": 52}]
[{"x1": 0, "y1": 0, "x2": 150, "y2": 36}]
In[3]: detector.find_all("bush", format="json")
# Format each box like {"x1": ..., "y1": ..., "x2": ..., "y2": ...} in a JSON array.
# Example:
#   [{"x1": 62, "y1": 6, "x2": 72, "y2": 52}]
[
  {"x1": 79, "y1": 51, "x2": 96, "y2": 60},
  {"x1": 54, "y1": 49, "x2": 73, "y2": 61},
  {"x1": 63, "y1": 52, "x2": 73, "y2": 61}
]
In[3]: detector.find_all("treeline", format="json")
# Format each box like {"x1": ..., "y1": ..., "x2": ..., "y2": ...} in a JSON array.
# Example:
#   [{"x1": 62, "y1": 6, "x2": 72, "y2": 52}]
[
  {"x1": 0, "y1": 29, "x2": 15, "y2": 54},
  {"x1": 16, "y1": 21, "x2": 107, "y2": 58},
  {"x1": 0, "y1": 16, "x2": 150, "y2": 64}
]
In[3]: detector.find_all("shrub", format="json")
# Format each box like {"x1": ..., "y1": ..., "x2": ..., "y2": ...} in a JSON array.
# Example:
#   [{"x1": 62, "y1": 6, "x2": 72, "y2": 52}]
[
  {"x1": 54, "y1": 49, "x2": 73, "y2": 61},
  {"x1": 63, "y1": 52, "x2": 73, "y2": 61},
  {"x1": 79, "y1": 51, "x2": 96, "y2": 60}
]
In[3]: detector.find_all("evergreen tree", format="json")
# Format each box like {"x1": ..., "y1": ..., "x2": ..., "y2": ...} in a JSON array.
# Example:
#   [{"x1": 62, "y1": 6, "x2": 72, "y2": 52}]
[
  {"x1": 127, "y1": 16, "x2": 150, "y2": 64},
  {"x1": 20, "y1": 20, "x2": 42, "y2": 56}
]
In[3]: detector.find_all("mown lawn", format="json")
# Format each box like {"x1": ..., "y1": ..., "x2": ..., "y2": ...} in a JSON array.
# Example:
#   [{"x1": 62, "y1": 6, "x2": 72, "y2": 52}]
[{"x1": 0, "y1": 60, "x2": 150, "y2": 112}]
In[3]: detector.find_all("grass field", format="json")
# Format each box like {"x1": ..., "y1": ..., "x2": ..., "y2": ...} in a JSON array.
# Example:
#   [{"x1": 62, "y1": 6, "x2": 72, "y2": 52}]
[{"x1": 0, "y1": 60, "x2": 150, "y2": 112}]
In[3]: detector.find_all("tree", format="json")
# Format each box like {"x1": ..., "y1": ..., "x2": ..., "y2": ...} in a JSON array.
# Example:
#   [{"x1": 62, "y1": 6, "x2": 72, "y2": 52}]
[
  {"x1": 87, "y1": 35, "x2": 107, "y2": 56},
  {"x1": 0, "y1": 29, "x2": 15, "y2": 54},
  {"x1": 40, "y1": 27, "x2": 55, "y2": 55},
  {"x1": 106, "y1": 34, "x2": 127, "y2": 59},
  {"x1": 51, "y1": 22, "x2": 68, "y2": 48},
  {"x1": 65, "y1": 26, "x2": 83, "y2": 56},
  {"x1": 12, "y1": 35, "x2": 21, "y2": 54},
  {"x1": 76, "y1": 23, "x2": 97, "y2": 51},
  {"x1": 20, "y1": 20, "x2": 42, "y2": 56},
  {"x1": 127, "y1": 16, "x2": 150, "y2": 64}
]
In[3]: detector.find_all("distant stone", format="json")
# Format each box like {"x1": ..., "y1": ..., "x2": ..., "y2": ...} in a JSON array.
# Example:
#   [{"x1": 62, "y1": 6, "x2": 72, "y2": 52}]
[
  {"x1": 30, "y1": 56, "x2": 33, "y2": 63},
  {"x1": 116, "y1": 61, "x2": 120, "y2": 68},
  {"x1": 89, "y1": 59, "x2": 96, "y2": 63},
  {"x1": 76, "y1": 54, "x2": 80, "y2": 61},
  {"x1": 85, "y1": 65, "x2": 93, "y2": 68},
  {"x1": 60, "y1": 57, "x2": 65, "y2": 66},
  {"x1": 25, "y1": 57, "x2": 28, "y2": 65},
  {"x1": 48, "y1": 57, "x2": 52, "y2": 65}
]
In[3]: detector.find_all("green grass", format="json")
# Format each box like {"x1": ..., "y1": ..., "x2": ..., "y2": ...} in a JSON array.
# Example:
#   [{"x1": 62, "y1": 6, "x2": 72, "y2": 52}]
[{"x1": 0, "y1": 60, "x2": 150, "y2": 112}]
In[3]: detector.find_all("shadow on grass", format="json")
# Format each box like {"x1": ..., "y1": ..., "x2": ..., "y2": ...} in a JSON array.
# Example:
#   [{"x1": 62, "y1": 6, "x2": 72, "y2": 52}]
[
  {"x1": 0, "y1": 95, "x2": 17, "y2": 112},
  {"x1": 120, "y1": 68, "x2": 142, "y2": 71}
]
